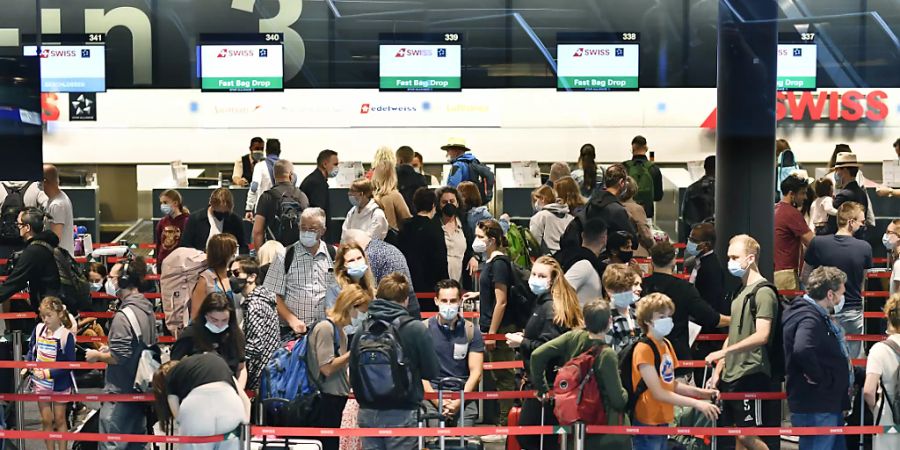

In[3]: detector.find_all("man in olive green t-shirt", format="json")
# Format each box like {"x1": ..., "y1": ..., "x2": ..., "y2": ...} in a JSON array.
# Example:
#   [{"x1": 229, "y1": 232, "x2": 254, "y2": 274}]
[{"x1": 706, "y1": 234, "x2": 780, "y2": 450}]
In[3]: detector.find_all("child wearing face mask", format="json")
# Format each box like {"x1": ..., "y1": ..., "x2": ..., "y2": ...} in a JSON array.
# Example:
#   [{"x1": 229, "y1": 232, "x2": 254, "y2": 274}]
[
  {"x1": 630, "y1": 293, "x2": 720, "y2": 450},
  {"x1": 603, "y1": 264, "x2": 643, "y2": 353},
  {"x1": 230, "y1": 256, "x2": 279, "y2": 391},
  {"x1": 171, "y1": 292, "x2": 248, "y2": 390}
]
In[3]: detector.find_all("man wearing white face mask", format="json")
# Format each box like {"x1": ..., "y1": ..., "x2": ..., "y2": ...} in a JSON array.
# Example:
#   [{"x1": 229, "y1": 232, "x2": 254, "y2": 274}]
[
  {"x1": 264, "y1": 207, "x2": 336, "y2": 338},
  {"x1": 419, "y1": 279, "x2": 484, "y2": 433},
  {"x1": 706, "y1": 234, "x2": 778, "y2": 450},
  {"x1": 783, "y1": 266, "x2": 854, "y2": 450}
]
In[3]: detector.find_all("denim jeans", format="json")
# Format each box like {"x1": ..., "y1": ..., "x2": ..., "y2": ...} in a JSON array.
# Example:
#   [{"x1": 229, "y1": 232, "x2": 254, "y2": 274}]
[
  {"x1": 358, "y1": 408, "x2": 417, "y2": 450},
  {"x1": 631, "y1": 419, "x2": 669, "y2": 450},
  {"x1": 792, "y1": 411, "x2": 846, "y2": 450},
  {"x1": 834, "y1": 307, "x2": 864, "y2": 358},
  {"x1": 98, "y1": 402, "x2": 147, "y2": 450}
]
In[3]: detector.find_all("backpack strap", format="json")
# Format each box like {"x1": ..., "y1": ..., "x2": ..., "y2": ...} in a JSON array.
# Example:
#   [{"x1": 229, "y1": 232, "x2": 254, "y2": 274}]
[
  {"x1": 121, "y1": 306, "x2": 144, "y2": 345},
  {"x1": 323, "y1": 318, "x2": 340, "y2": 357},
  {"x1": 283, "y1": 244, "x2": 296, "y2": 274},
  {"x1": 740, "y1": 282, "x2": 778, "y2": 335},
  {"x1": 632, "y1": 336, "x2": 662, "y2": 407},
  {"x1": 421, "y1": 316, "x2": 474, "y2": 345},
  {"x1": 876, "y1": 339, "x2": 900, "y2": 424}
]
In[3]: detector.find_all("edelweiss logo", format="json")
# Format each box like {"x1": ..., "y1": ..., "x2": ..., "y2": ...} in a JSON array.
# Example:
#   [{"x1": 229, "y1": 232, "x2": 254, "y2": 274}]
[
  {"x1": 572, "y1": 48, "x2": 584, "y2": 57},
  {"x1": 359, "y1": 103, "x2": 418, "y2": 114}
]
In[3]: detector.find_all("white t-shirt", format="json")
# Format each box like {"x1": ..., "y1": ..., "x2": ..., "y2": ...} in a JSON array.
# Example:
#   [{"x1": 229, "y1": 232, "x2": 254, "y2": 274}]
[
  {"x1": 45, "y1": 191, "x2": 74, "y2": 256},
  {"x1": 891, "y1": 259, "x2": 900, "y2": 296},
  {"x1": 565, "y1": 259, "x2": 602, "y2": 306},
  {"x1": 866, "y1": 334, "x2": 900, "y2": 450}
]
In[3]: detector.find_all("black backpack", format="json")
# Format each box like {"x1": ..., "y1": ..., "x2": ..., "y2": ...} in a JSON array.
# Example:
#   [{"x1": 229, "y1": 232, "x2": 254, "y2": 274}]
[
  {"x1": 737, "y1": 282, "x2": 788, "y2": 382},
  {"x1": 618, "y1": 336, "x2": 672, "y2": 414},
  {"x1": 349, "y1": 316, "x2": 416, "y2": 407},
  {"x1": 492, "y1": 255, "x2": 537, "y2": 329},
  {"x1": 0, "y1": 182, "x2": 33, "y2": 245},
  {"x1": 463, "y1": 159, "x2": 495, "y2": 205},
  {"x1": 266, "y1": 187, "x2": 306, "y2": 247},
  {"x1": 31, "y1": 240, "x2": 91, "y2": 314}
]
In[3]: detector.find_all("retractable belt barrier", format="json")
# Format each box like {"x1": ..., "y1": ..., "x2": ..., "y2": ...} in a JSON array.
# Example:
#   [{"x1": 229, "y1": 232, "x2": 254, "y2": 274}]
[
  {"x1": 250, "y1": 425, "x2": 887, "y2": 439},
  {"x1": 0, "y1": 430, "x2": 225, "y2": 443}
]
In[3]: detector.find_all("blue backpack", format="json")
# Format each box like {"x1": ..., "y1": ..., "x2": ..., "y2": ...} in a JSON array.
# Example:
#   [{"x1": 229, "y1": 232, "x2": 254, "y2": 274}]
[
  {"x1": 776, "y1": 150, "x2": 800, "y2": 198},
  {"x1": 259, "y1": 320, "x2": 339, "y2": 425},
  {"x1": 349, "y1": 316, "x2": 416, "y2": 408}
]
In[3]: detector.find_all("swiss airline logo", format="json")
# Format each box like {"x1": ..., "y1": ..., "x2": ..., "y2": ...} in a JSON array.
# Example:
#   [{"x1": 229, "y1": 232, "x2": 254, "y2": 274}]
[
  {"x1": 572, "y1": 47, "x2": 612, "y2": 57},
  {"x1": 394, "y1": 48, "x2": 434, "y2": 58},
  {"x1": 700, "y1": 90, "x2": 889, "y2": 129},
  {"x1": 39, "y1": 48, "x2": 77, "y2": 59},
  {"x1": 216, "y1": 48, "x2": 256, "y2": 58}
]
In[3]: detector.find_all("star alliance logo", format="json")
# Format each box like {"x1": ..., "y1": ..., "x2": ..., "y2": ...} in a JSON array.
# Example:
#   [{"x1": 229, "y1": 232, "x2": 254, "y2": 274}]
[
  {"x1": 259, "y1": 49, "x2": 268, "y2": 57},
  {"x1": 70, "y1": 93, "x2": 96, "y2": 121},
  {"x1": 81, "y1": 49, "x2": 91, "y2": 58},
  {"x1": 793, "y1": 48, "x2": 802, "y2": 57}
]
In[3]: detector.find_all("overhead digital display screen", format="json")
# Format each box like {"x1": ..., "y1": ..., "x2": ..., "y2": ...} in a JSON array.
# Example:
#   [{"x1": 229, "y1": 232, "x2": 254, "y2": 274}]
[
  {"x1": 777, "y1": 32, "x2": 817, "y2": 91},
  {"x1": 198, "y1": 33, "x2": 284, "y2": 92},
  {"x1": 557, "y1": 32, "x2": 640, "y2": 91},
  {"x1": 22, "y1": 34, "x2": 106, "y2": 93},
  {"x1": 379, "y1": 33, "x2": 462, "y2": 91}
]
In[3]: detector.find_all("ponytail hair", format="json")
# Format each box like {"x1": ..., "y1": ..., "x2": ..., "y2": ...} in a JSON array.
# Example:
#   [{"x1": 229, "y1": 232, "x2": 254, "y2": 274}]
[
  {"x1": 579, "y1": 144, "x2": 597, "y2": 193},
  {"x1": 39, "y1": 296, "x2": 73, "y2": 330}
]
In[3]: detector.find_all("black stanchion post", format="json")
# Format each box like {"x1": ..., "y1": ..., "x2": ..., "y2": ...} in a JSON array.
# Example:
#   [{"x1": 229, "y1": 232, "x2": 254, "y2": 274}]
[{"x1": 12, "y1": 330, "x2": 24, "y2": 450}]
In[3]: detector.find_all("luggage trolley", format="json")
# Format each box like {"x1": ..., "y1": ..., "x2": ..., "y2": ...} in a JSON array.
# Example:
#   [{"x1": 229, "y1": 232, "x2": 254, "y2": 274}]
[{"x1": 418, "y1": 377, "x2": 483, "y2": 450}]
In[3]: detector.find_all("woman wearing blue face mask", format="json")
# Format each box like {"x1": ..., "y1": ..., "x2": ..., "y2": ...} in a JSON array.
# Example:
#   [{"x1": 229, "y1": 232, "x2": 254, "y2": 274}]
[
  {"x1": 230, "y1": 256, "x2": 279, "y2": 391},
  {"x1": 306, "y1": 284, "x2": 371, "y2": 450},
  {"x1": 603, "y1": 263, "x2": 643, "y2": 353},
  {"x1": 326, "y1": 243, "x2": 377, "y2": 335},
  {"x1": 506, "y1": 255, "x2": 584, "y2": 450},
  {"x1": 171, "y1": 292, "x2": 248, "y2": 390},
  {"x1": 342, "y1": 178, "x2": 388, "y2": 242}
]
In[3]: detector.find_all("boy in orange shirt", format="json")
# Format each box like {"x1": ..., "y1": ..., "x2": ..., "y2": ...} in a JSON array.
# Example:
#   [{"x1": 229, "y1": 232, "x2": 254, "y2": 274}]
[{"x1": 631, "y1": 293, "x2": 720, "y2": 450}]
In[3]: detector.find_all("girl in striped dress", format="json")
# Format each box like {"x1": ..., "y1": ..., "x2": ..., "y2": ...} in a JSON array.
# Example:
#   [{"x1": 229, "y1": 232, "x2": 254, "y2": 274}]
[{"x1": 26, "y1": 296, "x2": 76, "y2": 450}]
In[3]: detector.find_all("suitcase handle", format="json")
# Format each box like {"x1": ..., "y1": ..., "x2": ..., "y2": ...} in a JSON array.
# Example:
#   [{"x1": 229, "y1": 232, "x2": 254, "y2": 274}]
[{"x1": 438, "y1": 376, "x2": 465, "y2": 392}]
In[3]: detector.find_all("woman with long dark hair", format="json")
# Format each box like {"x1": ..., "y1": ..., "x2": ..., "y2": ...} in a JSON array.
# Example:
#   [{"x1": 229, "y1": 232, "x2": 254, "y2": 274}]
[
  {"x1": 171, "y1": 292, "x2": 248, "y2": 389},
  {"x1": 571, "y1": 143, "x2": 600, "y2": 197}
]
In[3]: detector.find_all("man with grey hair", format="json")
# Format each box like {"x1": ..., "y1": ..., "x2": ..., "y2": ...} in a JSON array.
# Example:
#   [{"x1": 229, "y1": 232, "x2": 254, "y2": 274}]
[
  {"x1": 263, "y1": 206, "x2": 336, "y2": 338},
  {"x1": 252, "y1": 158, "x2": 309, "y2": 249},
  {"x1": 546, "y1": 162, "x2": 571, "y2": 186},
  {"x1": 783, "y1": 266, "x2": 854, "y2": 450}
]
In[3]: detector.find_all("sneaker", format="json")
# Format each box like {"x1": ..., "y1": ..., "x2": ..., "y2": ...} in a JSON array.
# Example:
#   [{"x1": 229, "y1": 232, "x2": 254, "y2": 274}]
[
  {"x1": 70, "y1": 406, "x2": 96, "y2": 432},
  {"x1": 480, "y1": 434, "x2": 507, "y2": 443}
]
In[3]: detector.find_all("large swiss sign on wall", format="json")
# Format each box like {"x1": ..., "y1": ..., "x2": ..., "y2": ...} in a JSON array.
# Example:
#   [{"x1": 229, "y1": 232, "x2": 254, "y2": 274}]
[{"x1": 41, "y1": 88, "x2": 898, "y2": 165}]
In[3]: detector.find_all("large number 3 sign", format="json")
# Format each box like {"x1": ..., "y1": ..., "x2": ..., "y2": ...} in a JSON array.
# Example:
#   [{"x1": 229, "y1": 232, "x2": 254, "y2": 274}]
[{"x1": 232, "y1": 0, "x2": 306, "y2": 81}]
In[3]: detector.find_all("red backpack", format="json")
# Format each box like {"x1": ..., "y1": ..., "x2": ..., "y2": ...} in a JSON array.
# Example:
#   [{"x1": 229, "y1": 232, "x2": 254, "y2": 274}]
[{"x1": 552, "y1": 345, "x2": 607, "y2": 425}]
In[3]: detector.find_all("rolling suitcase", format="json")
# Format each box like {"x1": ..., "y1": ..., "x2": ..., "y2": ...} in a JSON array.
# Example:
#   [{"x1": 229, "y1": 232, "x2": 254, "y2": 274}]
[{"x1": 418, "y1": 377, "x2": 483, "y2": 450}]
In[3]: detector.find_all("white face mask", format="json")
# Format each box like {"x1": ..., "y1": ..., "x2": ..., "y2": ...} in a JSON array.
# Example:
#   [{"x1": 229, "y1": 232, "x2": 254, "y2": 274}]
[
  {"x1": 651, "y1": 317, "x2": 674, "y2": 338},
  {"x1": 104, "y1": 278, "x2": 118, "y2": 297},
  {"x1": 205, "y1": 321, "x2": 229, "y2": 334},
  {"x1": 438, "y1": 303, "x2": 460, "y2": 322},
  {"x1": 833, "y1": 294, "x2": 846, "y2": 315},
  {"x1": 472, "y1": 238, "x2": 488, "y2": 254},
  {"x1": 299, "y1": 231, "x2": 319, "y2": 248}
]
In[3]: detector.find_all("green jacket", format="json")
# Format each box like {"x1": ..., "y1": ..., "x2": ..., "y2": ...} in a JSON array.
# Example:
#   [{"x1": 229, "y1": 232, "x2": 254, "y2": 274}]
[{"x1": 530, "y1": 329, "x2": 632, "y2": 449}]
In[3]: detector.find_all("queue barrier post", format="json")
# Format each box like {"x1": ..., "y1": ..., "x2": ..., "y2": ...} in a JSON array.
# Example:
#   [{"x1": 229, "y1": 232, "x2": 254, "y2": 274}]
[
  {"x1": 241, "y1": 422, "x2": 252, "y2": 450},
  {"x1": 572, "y1": 422, "x2": 585, "y2": 450},
  {"x1": 12, "y1": 330, "x2": 24, "y2": 450}
]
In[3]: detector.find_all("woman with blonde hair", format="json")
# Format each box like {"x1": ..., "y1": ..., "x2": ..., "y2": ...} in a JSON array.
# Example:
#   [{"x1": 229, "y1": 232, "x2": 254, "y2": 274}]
[
  {"x1": 529, "y1": 185, "x2": 573, "y2": 254},
  {"x1": 306, "y1": 284, "x2": 372, "y2": 450},
  {"x1": 343, "y1": 178, "x2": 388, "y2": 241},
  {"x1": 370, "y1": 146, "x2": 412, "y2": 231},
  {"x1": 326, "y1": 243, "x2": 377, "y2": 334},
  {"x1": 507, "y1": 255, "x2": 584, "y2": 450}
]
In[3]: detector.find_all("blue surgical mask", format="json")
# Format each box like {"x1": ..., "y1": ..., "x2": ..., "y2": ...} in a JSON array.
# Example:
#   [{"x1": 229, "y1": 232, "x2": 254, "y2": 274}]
[
  {"x1": 299, "y1": 231, "x2": 319, "y2": 248},
  {"x1": 90, "y1": 282, "x2": 103, "y2": 293},
  {"x1": 529, "y1": 277, "x2": 550, "y2": 295},
  {"x1": 685, "y1": 241, "x2": 700, "y2": 257},
  {"x1": 348, "y1": 195, "x2": 359, "y2": 208},
  {"x1": 611, "y1": 291, "x2": 636, "y2": 309},
  {"x1": 652, "y1": 317, "x2": 674, "y2": 338},
  {"x1": 728, "y1": 259, "x2": 747, "y2": 278},
  {"x1": 329, "y1": 167, "x2": 340, "y2": 178},
  {"x1": 883, "y1": 234, "x2": 895, "y2": 251},
  {"x1": 347, "y1": 262, "x2": 368, "y2": 280},
  {"x1": 160, "y1": 204, "x2": 173, "y2": 216},
  {"x1": 834, "y1": 173, "x2": 843, "y2": 187},
  {"x1": 205, "y1": 321, "x2": 228, "y2": 334},
  {"x1": 439, "y1": 303, "x2": 460, "y2": 322}
]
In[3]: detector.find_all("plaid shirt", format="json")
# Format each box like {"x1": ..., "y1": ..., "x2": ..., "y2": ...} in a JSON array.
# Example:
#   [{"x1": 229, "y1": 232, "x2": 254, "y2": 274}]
[
  {"x1": 609, "y1": 306, "x2": 641, "y2": 353},
  {"x1": 365, "y1": 239, "x2": 421, "y2": 318},
  {"x1": 263, "y1": 241, "x2": 335, "y2": 326}
]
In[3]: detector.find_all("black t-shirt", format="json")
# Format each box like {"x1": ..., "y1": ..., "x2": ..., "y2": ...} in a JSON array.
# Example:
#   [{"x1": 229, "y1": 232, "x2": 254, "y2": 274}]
[
  {"x1": 804, "y1": 234, "x2": 873, "y2": 308},
  {"x1": 167, "y1": 353, "x2": 236, "y2": 401},
  {"x1": 480, "y1": 256, "x2": 512, "y2": 333},
  {"x1": 255, "y1": 182, "x2": 310, "y2": 244},
  {"x1": 171, "y1": 323, "x2": 246, "y2": 377},
  {"x1": 642, "y1": 273, "x2": 721, "y2": 365}
]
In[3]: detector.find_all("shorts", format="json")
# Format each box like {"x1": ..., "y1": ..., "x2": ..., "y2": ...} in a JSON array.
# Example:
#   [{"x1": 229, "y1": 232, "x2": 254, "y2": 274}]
[{"x1": 719, "y1": 372, "x2": 780, "y2": 428}]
